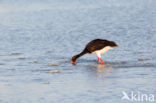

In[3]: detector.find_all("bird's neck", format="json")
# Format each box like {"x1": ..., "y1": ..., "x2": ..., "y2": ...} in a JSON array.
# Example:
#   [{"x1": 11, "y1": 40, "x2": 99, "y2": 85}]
[{"x1": 75, "y1": 50, "x2": 87, "y2": 59}]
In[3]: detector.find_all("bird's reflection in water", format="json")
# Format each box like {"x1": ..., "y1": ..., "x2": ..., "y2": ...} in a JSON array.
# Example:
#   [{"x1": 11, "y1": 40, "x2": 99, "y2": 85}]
[{"x1": 87, "y1": 63, "x2": 113, "y2": 77}]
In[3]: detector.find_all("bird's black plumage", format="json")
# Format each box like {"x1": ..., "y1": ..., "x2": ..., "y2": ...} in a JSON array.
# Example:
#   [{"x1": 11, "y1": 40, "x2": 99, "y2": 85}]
[
  {"x1": 85, "y1": 39, "x2": 117, "y2": 53},
  {"x1": 71, "y1": 39, "x2": 118, "y2": 65}
]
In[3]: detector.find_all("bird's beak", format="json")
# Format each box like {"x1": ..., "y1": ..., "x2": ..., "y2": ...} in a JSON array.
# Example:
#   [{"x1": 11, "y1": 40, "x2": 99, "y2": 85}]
[{"x1": 71, "y1": 60, "x2": 76, "y2": 65}]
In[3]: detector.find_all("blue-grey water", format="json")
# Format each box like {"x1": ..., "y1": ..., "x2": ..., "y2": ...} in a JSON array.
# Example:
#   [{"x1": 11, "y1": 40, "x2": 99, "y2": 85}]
[{"x1": 0, "y1": 0, "x2": 156, "y2": 103}]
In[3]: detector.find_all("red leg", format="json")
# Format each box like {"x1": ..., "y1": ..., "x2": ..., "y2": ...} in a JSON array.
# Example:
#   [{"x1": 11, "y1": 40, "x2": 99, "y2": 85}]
[
  {"x1": 100, "y1": 58, "x2": 105, "y2": 64},
  {"x1": 97, "y1": 57, "x2": 99, "y2": 64}
]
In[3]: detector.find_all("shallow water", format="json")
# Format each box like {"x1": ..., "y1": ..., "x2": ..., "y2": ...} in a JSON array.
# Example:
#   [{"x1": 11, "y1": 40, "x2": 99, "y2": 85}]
[{"x1": 0, "y1": 0, "x2": 156, "y2": 103}]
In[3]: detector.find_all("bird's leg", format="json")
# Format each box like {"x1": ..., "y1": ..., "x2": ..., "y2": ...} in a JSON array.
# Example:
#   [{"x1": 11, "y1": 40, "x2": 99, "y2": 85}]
[
  {"x1": 99, "y1": 58, "x2": 105, "y2": 64},
  {"x1": 97, "y1": 57, "x2": 99, "y2": 64}
]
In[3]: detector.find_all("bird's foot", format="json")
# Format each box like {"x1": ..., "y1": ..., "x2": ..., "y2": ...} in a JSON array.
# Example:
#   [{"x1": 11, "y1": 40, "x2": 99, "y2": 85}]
[
  {"x1": 101, "y1": 62, "x2": 105, "y2": 65},
  {"x1": 97, "y1": 61, "x2": 105, "y2": 64},
  {"x1": 99, "y1": 58, "x2": 105, "y2": 65}
]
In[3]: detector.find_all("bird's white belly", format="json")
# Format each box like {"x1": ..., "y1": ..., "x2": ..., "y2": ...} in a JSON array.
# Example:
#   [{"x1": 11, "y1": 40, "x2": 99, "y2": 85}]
[{"x1": 93, "y1": 46, "x2": 113, "y2": 57}]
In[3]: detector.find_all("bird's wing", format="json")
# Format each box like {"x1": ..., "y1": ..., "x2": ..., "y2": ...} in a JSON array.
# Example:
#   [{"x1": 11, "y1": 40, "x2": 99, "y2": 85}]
[{"x1": 86, "y1": 40, "x2": 107, "y2": 52}]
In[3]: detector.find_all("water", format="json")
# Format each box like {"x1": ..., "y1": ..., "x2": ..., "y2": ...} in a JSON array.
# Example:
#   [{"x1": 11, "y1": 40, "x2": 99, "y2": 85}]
[{"x1": 0, "y1": 0, "x2": 156, "y2": 103}]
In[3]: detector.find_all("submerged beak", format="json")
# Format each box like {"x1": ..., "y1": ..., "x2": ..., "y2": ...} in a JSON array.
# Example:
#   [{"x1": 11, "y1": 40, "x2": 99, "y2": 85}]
[{"x1": 71, "y1": 60, "x2": 76, "y2": 65}]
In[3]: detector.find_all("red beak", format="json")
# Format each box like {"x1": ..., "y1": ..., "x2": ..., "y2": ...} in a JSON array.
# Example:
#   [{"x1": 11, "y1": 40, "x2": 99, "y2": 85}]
[{"x1": 71, "y1": 60, "x2": 76, "y2": 65}]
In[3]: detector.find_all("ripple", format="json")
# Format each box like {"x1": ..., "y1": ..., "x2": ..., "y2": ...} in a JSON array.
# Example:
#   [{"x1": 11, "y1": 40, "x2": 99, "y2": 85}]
[{"x1": 11, "y1": 52, "x2": 23, "y2": 56}]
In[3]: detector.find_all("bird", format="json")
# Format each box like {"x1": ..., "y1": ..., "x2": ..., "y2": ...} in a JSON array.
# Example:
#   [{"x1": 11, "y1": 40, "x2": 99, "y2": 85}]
[{"x1": 71, "y1": 39, "x2": 118, "y2": 65}]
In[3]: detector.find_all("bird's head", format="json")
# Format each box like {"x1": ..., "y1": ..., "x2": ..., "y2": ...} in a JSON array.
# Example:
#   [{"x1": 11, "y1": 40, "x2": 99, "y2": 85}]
[
  {"x1": 71, "y1": 56, "x2": 77, "y2": 65},
  {"x1": 110, "y1": 41, "x2": 118, "y2": 47}
]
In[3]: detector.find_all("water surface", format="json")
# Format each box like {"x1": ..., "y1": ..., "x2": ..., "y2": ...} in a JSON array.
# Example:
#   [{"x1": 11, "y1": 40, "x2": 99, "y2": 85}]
[{"x1": 0, "y1": 0, "x2": 156, "y2": 103}]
